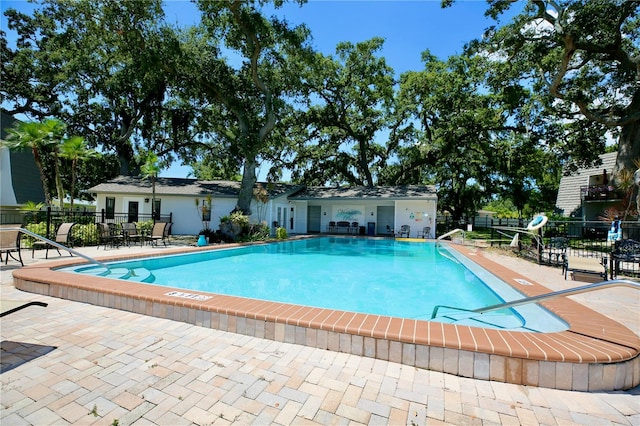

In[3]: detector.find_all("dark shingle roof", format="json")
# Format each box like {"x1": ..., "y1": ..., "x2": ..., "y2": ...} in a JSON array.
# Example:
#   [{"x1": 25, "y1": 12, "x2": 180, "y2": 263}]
[
  {"x1": 90, "y1": 176, "x2": 302, "y2": 199},
  {"x1": 288, "y1": 185, "x2": 437, "y2": 200}
]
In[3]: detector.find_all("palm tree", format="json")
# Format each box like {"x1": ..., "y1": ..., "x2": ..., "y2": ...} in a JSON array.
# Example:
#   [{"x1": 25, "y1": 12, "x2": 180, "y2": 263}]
[
  {"x1": 140, "y1": 152, "x2": 161, "y2": 220},
  {"x1": 2, "y1": 121, "x2": 53, "y2": 205},
  {"x1": 60, "y1": 136, "x2": 97, "y2": 211},
  {"x1": 40, "y1": 119, "x2": 68, "y2": 210}
]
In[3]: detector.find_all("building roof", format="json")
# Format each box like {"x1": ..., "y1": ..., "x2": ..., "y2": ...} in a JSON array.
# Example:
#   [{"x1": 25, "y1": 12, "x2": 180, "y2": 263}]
[
  {"x1": 90, "y1": 177, "x2": 437, "y2": 202},
  {"x1": 90, "y1": 176, "x2": 302, "y2": 199},
  {"x1": 555, "y1": 152, "x2": 617, "y2": 217},
  {"x1": 288, "y1": 185, "x2": 437, "y2": 200}
]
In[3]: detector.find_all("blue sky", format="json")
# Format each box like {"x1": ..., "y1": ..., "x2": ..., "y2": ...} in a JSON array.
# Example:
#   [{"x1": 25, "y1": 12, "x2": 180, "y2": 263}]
[{"x1": 2, "y1": 0, "x2": 523, "y2": 179}]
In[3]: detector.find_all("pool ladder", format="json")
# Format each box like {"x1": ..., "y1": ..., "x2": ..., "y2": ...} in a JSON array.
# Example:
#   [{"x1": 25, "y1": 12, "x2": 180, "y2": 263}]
[
  {"x1": 437, "y1": 228, "x2": 466, "y2": 243},
  {"x1": 431, "y1": 279, "x2": 640, "y2": 320}
]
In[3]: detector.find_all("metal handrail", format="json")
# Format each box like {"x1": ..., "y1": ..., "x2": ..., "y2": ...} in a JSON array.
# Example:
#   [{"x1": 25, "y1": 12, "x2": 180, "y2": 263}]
[
  {"x1": 431, "y1": 279, "x2": 639, "y2": 319},
  {"x1": 6, "y1": 227, "x2": 109, "y2": 270},
  {"x1": 473, "y1": 279, "x2": 639, "y2": 314},
  {"x1": 437, "y1": 228, "x2": 465, "y2": 241}
]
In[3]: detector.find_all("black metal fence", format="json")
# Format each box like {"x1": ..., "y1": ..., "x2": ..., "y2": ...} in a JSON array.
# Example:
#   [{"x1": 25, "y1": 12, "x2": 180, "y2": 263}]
[
  {"x1": 0, "y1": 208, "x2": 172, "y2": 248},
  {"x1": 480, "y1": 219, "x2": 640, "y2": 256}
]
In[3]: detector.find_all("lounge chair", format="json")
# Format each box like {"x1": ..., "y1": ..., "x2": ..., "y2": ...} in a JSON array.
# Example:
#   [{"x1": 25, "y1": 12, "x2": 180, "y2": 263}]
[
  {"x1": 97, "y1": 223, "x2": 122, "y2": 249},
  {"x1": 121, "y1": 222, "x2": 143, "y2": 247},
  {"x1": 327, "y1": 221, "x2": 336, "y2": 233},
  {"x1": 336, "y1": 221, "x2": 351, "y2": 233},
  {"x1": 42, "y1": 222, "x2": 76, "y2": 258},
  {"x1": 351, "y1": 222, "x2": 359, "y2": 235},
  {"x1": 564, "y1": 254, "x2": 608, "y2": 282},
  {"x1": 1, "y1": 299, "x2": 48, "y2": 317},
  {"x1": 148, "y1": 222, "x2": 169, "y2": 246},
  {"x1": 397, "y1": 225, "x2": 410, "y2": 238},
  {"x1": 417, "y1": 226, "x2": 431, "y2": 239},
  {"x1": 0, "y1": 224, "x2": 24, "y2": 266}
]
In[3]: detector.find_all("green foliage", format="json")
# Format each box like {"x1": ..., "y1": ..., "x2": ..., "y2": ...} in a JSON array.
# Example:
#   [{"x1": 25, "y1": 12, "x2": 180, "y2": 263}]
[
  {"x1": 220, "y1": 211, "x2": 250, "y2": 229},
  {"x1": 482, "y1": 199, "x2": 519, "y2": 219},
  {"x1": 276, "y1": 227, "x2": 288, "y2": 240},
  {"x1": 183, "y1": 0, "x2": 313, "y2": 213},
  {"x1": 393, "y1": 53, "x2": 510, "y2": 222},
  {"x1": 22, "y1": 222, "x2": 48, "y2": 248},
  {"x1": 136, "y1": 220, "x2": 154, "y2": 234},
  {"x1": 2, "y1": 0, "x2": 181, "y2": 175},
  {"x1": 199, "y1": 228, "x2": 216, "y2": 239},
  {"x1": 471, "y1": 0, "x2": 640, "y2": 174},
  {"x1": 238, "y1": 223, "x2": 271, "y2": 242},
  {"x1": 287, "y1": 38, "x2": 395, "y2": 186},
  {"x1": 60, "y1": 135, "x2": 95, "y2": 210},
  {"x1": 72, "y1": 224, "x2": 99, "y2": 246},
  {"x1": 19, "y1": 201, "x2": 45, "y2": 212}
]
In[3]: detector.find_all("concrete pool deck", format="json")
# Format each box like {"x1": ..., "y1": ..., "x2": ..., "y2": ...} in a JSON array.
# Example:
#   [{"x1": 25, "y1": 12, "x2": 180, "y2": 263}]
[{"x1": 2, "y1": 239, "x2": 639, "y2": 424}]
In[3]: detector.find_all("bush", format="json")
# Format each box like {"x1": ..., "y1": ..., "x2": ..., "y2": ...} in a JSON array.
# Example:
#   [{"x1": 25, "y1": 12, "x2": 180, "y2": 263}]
[
  {"x1": 237, "y1": 223, "x2": 271, "y2": 242},
  {"x1": 73, "y1": 223, "x2": 99, "y2": 246},
  {"x1": 219, "y1": 212, "x2": 251, "y2": 241},
  {"x1": 276, "y1": 227, "x2": 288, "y2": 240},
  {"x1": 136, "y1": 220, "x2": 154, "y2": 234},
  {"x1": 22, "y1": 222, "x2": 48, "y2": 248}
]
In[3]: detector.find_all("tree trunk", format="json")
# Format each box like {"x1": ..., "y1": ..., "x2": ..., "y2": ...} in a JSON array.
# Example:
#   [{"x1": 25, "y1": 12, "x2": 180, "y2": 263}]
[
  {"x1": 70, "y1": 159, "x2": 77, "y2": 211},
  {"x1": 236, "y1": 157, "x2": 257, "y2": 215},
  {"x1": 613, "y1": 119, "x2": 640, "y2": 178},
  {"x1": 53, "y1": 152, "x2": 65, "y2": 210},
  {"x1": 32, "y1": 147, "x2": 52, "y2": 205}
]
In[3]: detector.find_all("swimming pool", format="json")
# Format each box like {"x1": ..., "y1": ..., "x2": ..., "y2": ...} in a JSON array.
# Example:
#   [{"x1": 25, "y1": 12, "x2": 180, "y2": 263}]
[
  {"x1": 60, "y1": 237, "x2": 567, "y2": 332},
  {"x1": 15, "y1": 238, "x2": 640, "y2": 390}
]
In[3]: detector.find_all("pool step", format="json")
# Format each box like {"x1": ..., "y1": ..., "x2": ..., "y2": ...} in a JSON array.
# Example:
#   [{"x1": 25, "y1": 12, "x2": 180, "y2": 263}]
[
  {"x1": 77, "y1": 267, "x2": 155, "y2": 283},
  {"x1": 438, "y1": 313, "x2": 527, "y2": 330}
]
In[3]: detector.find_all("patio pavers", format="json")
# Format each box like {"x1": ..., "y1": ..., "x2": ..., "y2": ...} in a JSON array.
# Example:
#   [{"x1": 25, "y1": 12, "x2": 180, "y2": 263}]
[{"x1": 1, "y1": 243, "x2": 638, "y2": 425}]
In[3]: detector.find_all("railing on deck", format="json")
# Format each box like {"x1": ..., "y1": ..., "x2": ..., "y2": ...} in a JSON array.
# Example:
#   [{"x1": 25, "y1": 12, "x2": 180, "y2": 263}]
[{"x1": 580, "y1": 184, "x2": 623, "y2": 201}]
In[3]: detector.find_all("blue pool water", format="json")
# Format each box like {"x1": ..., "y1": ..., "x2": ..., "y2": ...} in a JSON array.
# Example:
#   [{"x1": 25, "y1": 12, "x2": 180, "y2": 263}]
[{"x1": 62, "y1": 237, "x2": 568, "y2": 331}]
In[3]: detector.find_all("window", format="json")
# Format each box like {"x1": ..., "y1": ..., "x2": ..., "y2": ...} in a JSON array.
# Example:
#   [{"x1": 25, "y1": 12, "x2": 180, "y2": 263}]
[
  {"x1": 106, "y1": 197, "x2": 115, "y2": 219},
  {"x1": 153, "y1": 199, "x2": 161, "y2": 220}
]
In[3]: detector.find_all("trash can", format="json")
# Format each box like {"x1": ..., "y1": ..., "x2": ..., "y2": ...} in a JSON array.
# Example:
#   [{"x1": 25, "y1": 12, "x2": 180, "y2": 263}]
[
  {"x1": 359, "y1": 226, "x2": 365, "y2": 235},
  {"x1": 367, "y1": 222, "x2": 375, "y2": 236}
]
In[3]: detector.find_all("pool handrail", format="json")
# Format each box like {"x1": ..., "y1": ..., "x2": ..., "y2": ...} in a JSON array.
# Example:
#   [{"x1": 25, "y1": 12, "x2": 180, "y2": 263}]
[
  {"x1": 437, "y1": 228, "x2": 465, "y2": 241},
  {"x1": 8, "y1": 227, "x2": 110, "y2": 270},
  {"x1": 431, "y1": 279, "x2": 640, "y2": 319}
]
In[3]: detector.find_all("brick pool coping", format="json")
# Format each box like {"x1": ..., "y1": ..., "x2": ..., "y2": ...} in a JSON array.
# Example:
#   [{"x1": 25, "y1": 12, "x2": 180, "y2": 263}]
[{"x1": 12, "y1": 239, "x2": 640, "y2": 391}]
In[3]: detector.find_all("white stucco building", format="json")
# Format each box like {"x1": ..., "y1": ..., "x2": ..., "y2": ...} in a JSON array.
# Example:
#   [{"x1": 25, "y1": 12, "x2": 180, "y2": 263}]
[{"x1": 90, "y1": 177, "x2": 438, "y2": 238}]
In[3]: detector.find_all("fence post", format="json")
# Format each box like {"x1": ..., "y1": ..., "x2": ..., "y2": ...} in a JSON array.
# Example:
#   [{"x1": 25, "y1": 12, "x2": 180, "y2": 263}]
[
  {"x1": 101, "y1": 208, "x2": 105, "y2": 223},
  {"x1": 45, "y1": 206, "x2": 52, "y2": 239}
]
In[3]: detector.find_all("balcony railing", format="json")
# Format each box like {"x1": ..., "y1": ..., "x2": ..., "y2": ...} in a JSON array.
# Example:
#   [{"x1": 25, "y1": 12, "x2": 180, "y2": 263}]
[{"x1": 580, "y1": 184, "x2": 621, "y2": 201}]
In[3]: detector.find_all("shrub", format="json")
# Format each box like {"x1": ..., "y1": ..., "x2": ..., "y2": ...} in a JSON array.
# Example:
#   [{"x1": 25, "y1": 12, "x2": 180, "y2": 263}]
[
  {"x1": 136, "y1": 220, "x2": 154, "y2": 234},
  {"x1": 237, "y1": 223, "x2": 271, "y2": 242},
  {"x1": 22, "y1": 222, "x2": 48, "y2": 248},
  {"x1": 219, "y1": 211, "x2": 251, "y2": 241},
  {"x1": 72, "y1": 223, "x2": 99, "y2": 246},
  {"x1": 276, "y1": 227, "x2": 288, "y2": 240}
]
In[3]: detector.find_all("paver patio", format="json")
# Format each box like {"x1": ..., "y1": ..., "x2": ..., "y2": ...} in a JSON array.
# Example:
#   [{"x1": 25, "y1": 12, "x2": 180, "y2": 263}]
[{"x1": 1, "y1": 242, "x2": 638, "y2": 425}]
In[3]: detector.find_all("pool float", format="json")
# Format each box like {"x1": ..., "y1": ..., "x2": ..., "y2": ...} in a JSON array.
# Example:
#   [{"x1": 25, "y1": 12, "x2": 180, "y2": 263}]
[{"x1": 526, "y1": 214, "x2": 548, "y2": 231}]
